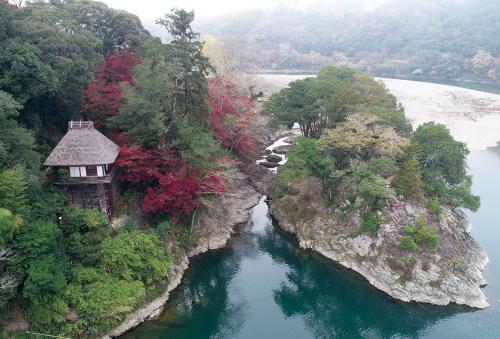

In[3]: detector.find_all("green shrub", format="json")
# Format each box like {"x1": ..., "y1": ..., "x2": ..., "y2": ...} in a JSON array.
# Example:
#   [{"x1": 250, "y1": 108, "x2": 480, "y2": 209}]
[
  {"x1": 276, "y1": 137, "x2": 336, "y2": 197},
  {"x1": 427, "y1": 196, "x2": 443, "y2": 218},
  {"x1": 400, "y1": 236, "x2": 419, "y2": 251},
  {"x1": 155, "y1": 220, "x2": 174, "y2": 240},
  {"x1": 0, "y1": 208, "x2": 18, "y2": 247},
  {"x1": 83, "y1": 209, "x2": 108, "y2": 228},
  {"x1": 403, "y1": 255, "x2": 416, "y2": 266},
  {"x1": 405, "y1": 224, "x2": 417, "y2": 235},
  {"x1": 405, "y1": 216, "x2": 440, "y2": 251},
  {"x1": 364, "y1": 156, "x2": 397, "y2": 177},
  {"x1": 66, "y1": 269, "x2": 145, "y2": 336},
  {"x1": 360, "y1": 211, "x2": 380, "y2": 233},
  {"x1": 416, "y1": 224, "x2": 439, "y2": 251},
  {"x1": 357, "y1": 175, "x2": 392, "y2": 206},
  {"x1": 100, "y1": 231, "x2": 171, "y2": 286},
  {"x1": 119, "y1": 219, "x2": 140, "y2": 233},
  {"x1": 339, "y1": 211, "x2": 348, "y2": 221},
  {"x1": 176, "y1": 227, "x2": 197, "y2": 251}
]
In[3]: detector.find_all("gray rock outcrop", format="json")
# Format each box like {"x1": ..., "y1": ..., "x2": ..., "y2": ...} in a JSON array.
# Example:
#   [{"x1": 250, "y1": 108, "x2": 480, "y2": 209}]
[{"x1": 270, "y1": 181, "x2": 489, "y2": 309}]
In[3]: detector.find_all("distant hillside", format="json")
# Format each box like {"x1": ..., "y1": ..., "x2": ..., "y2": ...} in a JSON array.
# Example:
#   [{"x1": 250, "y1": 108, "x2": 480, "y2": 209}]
[{"x1": 195, "y1": 0, "x2": 500, "y2": 87}]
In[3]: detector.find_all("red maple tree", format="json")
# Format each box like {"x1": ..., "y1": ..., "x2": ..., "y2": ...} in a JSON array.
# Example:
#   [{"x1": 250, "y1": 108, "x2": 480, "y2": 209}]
[
  {"x1": 117, "y1": 144, "x2": 226, "y2": 216},
  {"x1": 208, "y1": 77, "x2": 256, "y2": 154},
  {"x1": 82, "y1": 50, "x2": 142, "y2": 127}
]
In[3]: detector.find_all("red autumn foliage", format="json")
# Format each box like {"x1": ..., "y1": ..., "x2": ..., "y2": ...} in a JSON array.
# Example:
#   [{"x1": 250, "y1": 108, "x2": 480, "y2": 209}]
[
  {"x1": 117, "y1": 144, "x2": 226, "y2": 215},
  {"x1": 82, "y1": 50, "x2": 142, "y2": 127},
  {"x1": 143, "y1": 167, "x2": 201, "y2": 215},
  {"x1": 113, "y1": 132, "x2": 136, "y2": 146},
  {"x1": 200, "y1": 168, "x2": 227, "y2": 195},
  {"x1": 116, "y1": 144, "x2": 180, "y2": 184},
  {"x1": 208, "y1": 77, "x2": 256, "y2": 154}
]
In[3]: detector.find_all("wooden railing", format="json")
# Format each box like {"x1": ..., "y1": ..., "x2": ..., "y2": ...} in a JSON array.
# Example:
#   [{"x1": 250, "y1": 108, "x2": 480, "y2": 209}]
[{"x1": 55, "y1": 167, "x2": 117, "y2": 185}]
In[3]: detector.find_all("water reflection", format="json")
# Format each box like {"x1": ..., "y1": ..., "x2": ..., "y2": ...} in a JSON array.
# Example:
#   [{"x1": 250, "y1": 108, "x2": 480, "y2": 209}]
[
  {"x1": 124, "y1": 197, "x2": 475, "y2": 339},
  {"x1": 262, "y1": 221, "x2": 473, "y2": 338}
]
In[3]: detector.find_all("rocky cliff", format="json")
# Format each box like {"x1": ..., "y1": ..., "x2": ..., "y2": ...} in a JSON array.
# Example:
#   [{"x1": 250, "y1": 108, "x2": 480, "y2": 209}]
[{"x1": 270, "y1": 177, "x2": 489, "y2": 309}]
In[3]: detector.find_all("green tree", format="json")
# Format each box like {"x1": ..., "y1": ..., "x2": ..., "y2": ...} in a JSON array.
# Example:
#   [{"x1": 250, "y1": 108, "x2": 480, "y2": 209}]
[
  {"x1": 13, "y1": 220, "x2": 59, "y2": 268},
  {"x1": 413, "y1": 122, "x2": 468, "y2": 185},
  {"x1": 0, "y1": 165, "x2": 28, "y2": 216},
  {"x1": 413, "y1": 122, "x2": 479, "y2": 211},
  {"x1": 329, "y1": 79, "x2": 360, "y2": 123},
  {"x1": 157, "y1": 8, "x2": 212, "y2": 116},
  {"x1": 112, "y1": 11, "x2": 221, "y2": 167},
  {"x1": 264, "y1": 77, "x2": 322, "y2": 137},
  {"x1": 393, "y1": 155, "x2": 422, "y2": 198},
  {"x1": 445, "y1": 176, "x2": 481, "y2": 212},
  {"x1": 0, "y1": 208, "x2": 19, "y2": 247},
  {"x1": 0, "y1": 91, "x2": 39, "y2": 172},
  {"x1": 0, "y1": 42, "x2": 59, "y2": 105},
  {"x1": 23, "y1": 254, "x2": 69, "y2": 325},
  {"x1": 110, "y1": 39, "x2": 179, "y2": 144},
  {"x1": 316, "y1": 114, "x2": 408, "y2": 169},
  {"x1": 264, "y1": 66, "x2": 410, "y2": 138}
]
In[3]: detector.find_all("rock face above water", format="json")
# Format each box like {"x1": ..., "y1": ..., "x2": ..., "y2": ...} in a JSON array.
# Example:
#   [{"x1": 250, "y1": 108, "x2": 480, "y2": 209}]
[{"x1": 270, "y1": 178, "x2": 489, "y2": 309}]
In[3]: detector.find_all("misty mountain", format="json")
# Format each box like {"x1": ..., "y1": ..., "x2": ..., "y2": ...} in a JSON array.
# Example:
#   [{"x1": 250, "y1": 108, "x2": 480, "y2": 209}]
[{"x1": 195, "y1": 0, "x2": 500, "y2": 86}]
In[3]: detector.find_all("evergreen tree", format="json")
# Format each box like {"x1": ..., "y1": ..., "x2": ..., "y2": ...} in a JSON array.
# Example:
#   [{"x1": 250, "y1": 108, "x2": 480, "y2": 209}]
[
  {"x1": 0, "y1": 165, "x2": 28, "y2": 216},
  {"x1": 157, "y1": 9, "x2": 212, "y2": 116},
  {"x1": 393, "y1": 155, "x2": 423, "y2": 198}
]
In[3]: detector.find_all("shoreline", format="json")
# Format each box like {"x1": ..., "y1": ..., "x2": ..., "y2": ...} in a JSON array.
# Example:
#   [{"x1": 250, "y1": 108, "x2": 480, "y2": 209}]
[{"x1": 103, "y1": 176, "x2": 262, "y2": 338}]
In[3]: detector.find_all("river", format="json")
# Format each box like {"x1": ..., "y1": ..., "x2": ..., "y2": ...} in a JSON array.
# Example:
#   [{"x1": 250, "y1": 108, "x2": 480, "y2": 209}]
[{"x1": 123, "y1": 78, "x2": 500, "y2": 339}]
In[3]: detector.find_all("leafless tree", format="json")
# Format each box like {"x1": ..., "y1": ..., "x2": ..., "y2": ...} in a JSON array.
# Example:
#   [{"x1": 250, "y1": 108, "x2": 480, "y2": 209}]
[
  {"x1": 0, "y1": 247, "x2": 17, "y2": 291},
  {"x1": 0, "y1": 247, "x2": 15, "y2": 261}
]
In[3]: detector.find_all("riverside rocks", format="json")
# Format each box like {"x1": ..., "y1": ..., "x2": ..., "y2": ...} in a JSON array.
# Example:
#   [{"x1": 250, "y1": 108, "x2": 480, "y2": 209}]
[
  {"x1": 266, "y1": 154, "x2": 283, "y2": 163},
  {"x1": 273, "y1": 145, "x2": 290, "y2": 154},
  {"x1": 270, "y1": 180, "x2": 489, "y2": 309},
  {"x1": 259, "y1": 161, "x2": 280, "y2": 168}
]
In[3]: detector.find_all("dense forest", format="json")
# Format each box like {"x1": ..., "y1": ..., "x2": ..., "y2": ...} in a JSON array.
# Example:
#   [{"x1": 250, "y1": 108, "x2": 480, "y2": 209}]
[
  {"x1": 0, "y1": 0, "x2": 256, "y2": 336},
  {"x1": 197, "y1": 0, "x2": 500, "y2": 86}
]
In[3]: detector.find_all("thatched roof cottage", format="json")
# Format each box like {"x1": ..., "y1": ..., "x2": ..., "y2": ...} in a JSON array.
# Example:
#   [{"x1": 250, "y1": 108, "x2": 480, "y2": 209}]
[{"x1": 44, "y1": 121, "x2": 120, "y2": 217}]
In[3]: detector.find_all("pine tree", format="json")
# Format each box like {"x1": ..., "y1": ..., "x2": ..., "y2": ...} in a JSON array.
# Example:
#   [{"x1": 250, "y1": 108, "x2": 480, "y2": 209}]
[
  {"x1": 157, "y1": 9, "x2": 212, "y2": 116},
  {"x1": 393, "y1": 155, "x2": 422, "y2": 198}
]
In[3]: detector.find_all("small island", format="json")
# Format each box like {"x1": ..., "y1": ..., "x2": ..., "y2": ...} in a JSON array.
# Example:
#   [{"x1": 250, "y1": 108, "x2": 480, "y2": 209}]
[{"x1": 264, "y1": 66, "x2": 488, "y2": 308}]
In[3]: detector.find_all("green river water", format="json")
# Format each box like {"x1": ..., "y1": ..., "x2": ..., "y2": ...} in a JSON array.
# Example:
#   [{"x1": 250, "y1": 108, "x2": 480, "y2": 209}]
[{"x1": 123, "y1": 145, "x2": 500, "y2": 339}]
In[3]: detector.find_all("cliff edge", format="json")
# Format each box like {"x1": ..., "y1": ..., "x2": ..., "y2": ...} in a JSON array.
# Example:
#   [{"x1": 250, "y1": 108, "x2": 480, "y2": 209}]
[{"x1": 270, "y1": 177, "x2": 489, "y2": 309}]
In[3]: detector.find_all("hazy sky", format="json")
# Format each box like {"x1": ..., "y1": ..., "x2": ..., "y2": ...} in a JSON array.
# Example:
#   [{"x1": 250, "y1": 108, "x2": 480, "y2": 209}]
[{"x1": 100, "y1": 0, "x2": 386, "y2": 21}]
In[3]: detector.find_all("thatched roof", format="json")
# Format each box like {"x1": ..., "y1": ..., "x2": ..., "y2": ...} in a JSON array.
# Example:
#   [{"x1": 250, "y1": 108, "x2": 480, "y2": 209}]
[{"x1": 44, "y1": 121, "x2": 120, "y2": 167}]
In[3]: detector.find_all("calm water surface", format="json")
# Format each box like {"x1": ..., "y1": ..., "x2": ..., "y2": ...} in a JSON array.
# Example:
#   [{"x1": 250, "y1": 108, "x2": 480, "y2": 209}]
[{"x1": 124, "y1": 146, "x2": 500, "y2": 339}]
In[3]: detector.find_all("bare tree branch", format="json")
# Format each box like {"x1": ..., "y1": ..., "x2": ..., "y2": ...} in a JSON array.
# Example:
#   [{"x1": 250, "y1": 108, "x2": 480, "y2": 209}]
[{"x1": 0, "y1": 248, "x2": 15, "y2": 261}]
